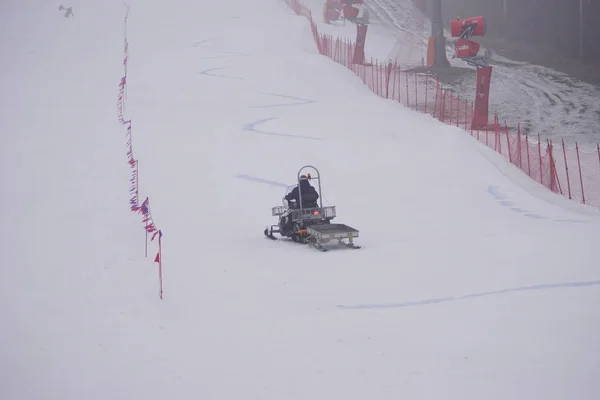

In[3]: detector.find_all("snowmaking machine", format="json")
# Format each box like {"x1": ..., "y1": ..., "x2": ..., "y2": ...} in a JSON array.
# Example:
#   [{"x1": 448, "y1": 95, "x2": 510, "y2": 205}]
[
  {"x1": 450, "y1": 15, "x2": 497, "y2": 130},
  {"x1": 323, "y1": 0, "x2": 369, "y2": 25},
  {"x1": 323, "y1": 0, "x2": 343, "y2": 24},
  {"x1": 264, "y1": 165, "x2": 360, "y2": 252},
  {"x1": 450, "y1": 16, "x2": 491, "y2": 67}
]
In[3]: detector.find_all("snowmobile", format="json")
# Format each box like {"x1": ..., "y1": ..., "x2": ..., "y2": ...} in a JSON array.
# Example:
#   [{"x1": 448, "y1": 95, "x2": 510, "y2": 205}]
[{"x1": 264, "y1": 165, "x2": 360, "y2": 252}]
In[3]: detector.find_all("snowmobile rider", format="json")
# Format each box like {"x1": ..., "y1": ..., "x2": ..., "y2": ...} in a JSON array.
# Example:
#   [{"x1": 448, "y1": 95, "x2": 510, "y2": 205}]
[{"x1": 285, "y1": 175, "x2": 319, "y2": 208}]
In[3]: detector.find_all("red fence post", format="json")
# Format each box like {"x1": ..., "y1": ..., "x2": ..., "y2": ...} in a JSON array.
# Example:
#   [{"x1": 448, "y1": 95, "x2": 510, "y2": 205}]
[
  {"x1": 505, "y1": 121, "x2": 512, "y2": 164},
  {"x1": 379, "y1": 61, "x2": 383, "y2": 96},
  {"x1": 449, "y1": 92, "x2": 453, "y2": 125},
  {"x1": 391, "y1": 63, "x2": 397, "y2": 100},
  {"x1": 158, "y1": 231, "x2": 163, "y2": 299},
  {"x1": 346, "y1": 39, "x2": 350, "y2": 66},
  {"x1": 376, "y1": 60, "x2": 379, "y2": 95},
  {"x1": 345, "y1": 39, "x2": 349, "y2": 67},
  {"x1": 381, "y1": 62, "x2": 384, "y2": 97},
  {"x1": 381, "y1": 62, "x2": 384, "y2": 96},
  {"x1": 464, "y1": 99, "x2": 468, "y2": 130},
  {"x1": 414, "y1": 73, "x2": 418, "y2": 112},
  {"x1": 526, "y1": 135, "x2": 531, "y2": 177},
  {"x1": 538, "y1": 133, "x2": 543, "y2": 186},
  {"x1": 562, "y1": 140, "x2": 572, "y2": 199},
  {"x1": 361, "y1": 59, "x2": 366, "y2": 83},
  {"x1": 576, "y1": 142, "x2": 585, "y2": 204},
  {"x1": 374, "y1": 60, "x2": 378, "y2": 95},
  {"x1": 441, "y1": 91, "x2": 446, "y2": 122},
  {"x1": 433, "y1": 80, "x2": 439, "y2": 118},
  {"x1": 385, "y1": 62, "x2": 391, "y2": 99},
  {"x1": 517, "y1": 123, "x2": 522, "y2": 168},
  {"x1": 424, "y1": 74, "x2": 429, "y2": 114},
  {"x1": 495, "y1": 116, "x2": 501, "y2": 153},
  {"x1": 382, "y1": 63, "x2": 385, "y2": 97},
  {"x1": 376, "y1": 60, "x2": 380, "y2": 96},
  {"x1": 456, "y1": 94, "x2": 460, "y2": 127},
  {"x1": 371, "y1": 58, "x2": 375, "y2": 92},
  {"x1": 348, "y1": 39, "x2": 352, "y2": 67},
  {"x1": 472, "y1": 102, "x2": 476, "y2": 136},
  {"x1": 406, "y1": 72, "x2": 410, "y2": 109},
  {"x1": 333, "y1": 37, "x2": 337, "y2": 61},
  {"x1": 376, "y1": 60, "x2": 380, "y2": 87},
  {"x1": 398, "y1": 70, "x2": 402, "y2": 105},
  {"x1": 548, "y1": 140, "x2": 562, "y2": 194}
]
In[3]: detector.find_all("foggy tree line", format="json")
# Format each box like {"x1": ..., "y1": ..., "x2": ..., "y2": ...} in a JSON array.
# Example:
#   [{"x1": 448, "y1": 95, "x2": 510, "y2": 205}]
[{"x1": 413, "y1": 0, "x2": 600, "y2": 63}]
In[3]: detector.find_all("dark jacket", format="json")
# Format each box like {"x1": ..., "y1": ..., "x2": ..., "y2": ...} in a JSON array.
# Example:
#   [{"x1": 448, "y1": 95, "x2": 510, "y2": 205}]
[{"x1": 285, "y1": 180, "x2": 319, "y2": 208}]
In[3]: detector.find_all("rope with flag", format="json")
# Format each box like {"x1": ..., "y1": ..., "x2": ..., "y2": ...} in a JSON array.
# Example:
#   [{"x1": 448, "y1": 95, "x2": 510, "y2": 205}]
[
  {"x1": 117, "y1": 4, "x2": 164, "y2": 299},
  {"x1": 133, "y1": 198, "x2": 164, "y2": 299}
]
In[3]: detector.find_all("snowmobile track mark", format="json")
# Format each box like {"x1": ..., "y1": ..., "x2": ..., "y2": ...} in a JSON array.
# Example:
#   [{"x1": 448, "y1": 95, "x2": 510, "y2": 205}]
[
  {"x1": 198, "y1": 67, "x2": 244, "y2": 80},
  {"x1": 337, "y1": 280, "x2": 600, "y2": 310},
  {"x1": 242, "y1": 118, "x2": 322, "y2": 140},
  {"x1": 249, "y1": 93, "x2": 316, "y2": 109}
]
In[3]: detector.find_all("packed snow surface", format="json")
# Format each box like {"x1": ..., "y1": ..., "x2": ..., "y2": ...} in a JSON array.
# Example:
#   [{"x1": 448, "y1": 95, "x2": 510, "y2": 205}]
[{"x1": 1, "y1": 1, "x2": 599, "y2": 399}]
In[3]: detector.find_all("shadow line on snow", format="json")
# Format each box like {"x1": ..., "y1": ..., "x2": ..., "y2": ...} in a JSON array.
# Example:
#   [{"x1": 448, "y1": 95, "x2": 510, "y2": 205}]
[{"x1": 337, "y1": 280, "x2": 600, "y2": 310}]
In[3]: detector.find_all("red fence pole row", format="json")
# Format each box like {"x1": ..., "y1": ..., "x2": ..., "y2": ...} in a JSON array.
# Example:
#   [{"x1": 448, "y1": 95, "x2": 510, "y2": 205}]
[
  {"x1": 117, "y1": 5, "x2": 164, "y2": 299},
  {"x1": 286, "y1": 0, "x2": 600, "y2": 209}
]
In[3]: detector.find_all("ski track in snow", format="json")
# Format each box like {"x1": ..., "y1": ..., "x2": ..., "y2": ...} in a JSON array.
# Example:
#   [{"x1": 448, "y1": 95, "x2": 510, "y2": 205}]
[
  {"x1": 198, "y1": 67, "x2": 245, "y2": 80},
  {"x1": 487, "y1": 185, "x2": 590, "y2": 223},
  {"x1": 235, "y1": 174, "x2": 290, "y2": 188},
  {"x1": 337, "y1": 280, "x2": 600, "y2": 310},
  {"x1": 198, "y1": 51, "x2": 253, "y2": 59},
  {"x1": 190, "y1": 38, "x2": 216, "y2": 48},
  {"x1": 242, "y1": 117, "x2": 323, "y2": 140},
  {"x1": 249, "y1": 93, "x2": 317, "y2": 108}
]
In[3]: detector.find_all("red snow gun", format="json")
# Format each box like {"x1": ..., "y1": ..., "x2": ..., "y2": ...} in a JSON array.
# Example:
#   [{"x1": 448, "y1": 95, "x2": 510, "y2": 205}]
[
  {"x1": 450, "y1": 16, "x2": 489, "y2": 67},
  {"x1": 342, "y1": 0, "x2": 369, "y2": 25},
  {"x1": 323, "y1": 0, "x2": 342, "y2": 24}
]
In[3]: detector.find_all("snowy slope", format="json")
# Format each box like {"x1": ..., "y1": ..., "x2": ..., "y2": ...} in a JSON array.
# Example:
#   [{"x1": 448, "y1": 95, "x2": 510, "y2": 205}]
[
  {"x1": 305, "y1": 0, "x2": 600, "y2": 147},
  {"x1": 2, "y1": 0, "x2": 600, "y2": 399}
]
